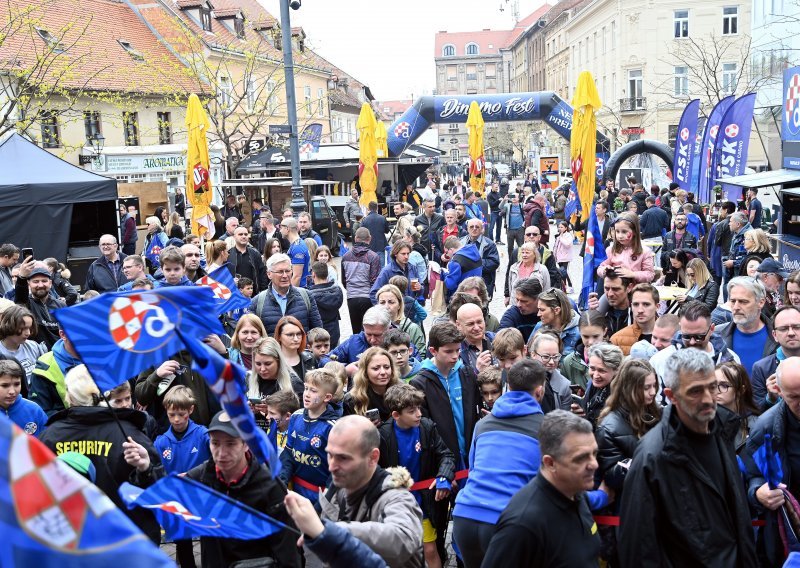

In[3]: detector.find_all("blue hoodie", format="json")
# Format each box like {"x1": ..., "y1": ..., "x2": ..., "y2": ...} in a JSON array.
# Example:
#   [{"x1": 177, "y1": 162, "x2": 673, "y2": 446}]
[
  {"x1": 453, "y1": 390, "x2": 543, "y2": 524},
  {"x1": 444, "y1": 243, "x2": 482, "y2": 292},
  {"x1": 3, "y1": 395, "x2": 48, "y2": 438},
  {"x1": 402, "y1": 357, "x2": 423, "y2": 382},
  {"x1": 154, "y1": 419, "x2": 210, "y2": 474},
  {"x1": 420, "y1": 358, "x2": 467, "y2": 459},
  {"x1": 154, "y1": 276, "x2": 194, "y2": 288}
]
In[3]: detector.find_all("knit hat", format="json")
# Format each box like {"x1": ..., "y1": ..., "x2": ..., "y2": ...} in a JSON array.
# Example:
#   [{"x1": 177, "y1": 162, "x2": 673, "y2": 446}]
[{"x1": 58, "y1": 451, "x2": 97, "y2": 482}]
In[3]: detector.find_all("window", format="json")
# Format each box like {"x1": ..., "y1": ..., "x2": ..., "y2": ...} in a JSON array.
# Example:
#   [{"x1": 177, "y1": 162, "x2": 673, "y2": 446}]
[
  {"x1": 35, "y1": 28, "x2": 65, "y2": 53},
  {"x1": 723, "y1": 6, "x2": 738, "y2": 35},
  {"x1": 465, "y1": 43, "x2": 478, "y2": 55},
  {"x1": 450, "y1": 149, "x2": 460, "y2": 161},
  {"x1": 602, "y1": 26, "x2": 606, "y2": 52},
  {"x1": 123, "y1": 111, "x2": 139, "y2": 146},
  {"x1": 157, "y1": 112, "x2": 172, "y2": 145},
  {"x1": 304, "y1": 85, "x2": 312, "y2": 115},
  {"x1": 218, "y1": 76, "x2": 233, "y2": 110},
  {"x1": 83, "y1": 111, "x2": 101, "y2": 141},
  {"x1": 40, "y1": 111, "x2": 60, "y2": 148},
  {"x1": 117, "y1": 40, "x2": 144, "y2": 61},
  {"x1": 674, "y1": 66, "x2": 689, "y2": 95},
  {"x1": 442, "y1": 44, "x2": 455, "y2": 57},
  {"x1": 317, "y1": 87, "x2": 325, "y2": 116},
  {"x1": 200, "y1": 5, "x2": 212, "y2": 31},
  {"x1": 722, "y1": 62, "x2": 738, "y2": 94},
  {"x1": 234, "y1": 17, "x2": 245, "y2": 39},
  {"x1": 486, "y1": 63, "x2": 495, "y2": 78},
  {"x1": 266, "y1": 79, "x2": 278, "y2": 113},
  {"x1": 611, "y1": 21, "x2": 616, "y2": 48},
  {"x1": 668, "y1": 124, "x2": 679, "y2": 150},
  {"x1": 246, "y1": 78, "x2": 257, "y2": 111},
  {"x1": 674, "y1": 10, "x2": 689, "y2": 38}
]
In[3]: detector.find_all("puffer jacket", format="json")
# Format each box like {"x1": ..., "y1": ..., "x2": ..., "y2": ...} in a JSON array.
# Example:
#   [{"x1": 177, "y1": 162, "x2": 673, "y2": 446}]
[
  {"x1": 610, "y1": 322, "x2": 644, "y2": 356},
  {"x1": 523, "y1": 200, "x2": 549, "y2": 240},
  {"x1": 250, "y1": 284, "x2": 323, "y2": 336},
  {"x1": 318, "y1": 466, "x2": 423, "y2": 568},
  {"x1": 342, "y1": 243, "x2": 381, "y2": 299},
  {"x1": 533, "y1": 310, "x2": 580, "y2": 356},
  {"x1": 308, "y1": 281, "x2": 344, "y2": 347},
  {"x1": 559, "y1": 343, "x2": 590, "y2": 390}
]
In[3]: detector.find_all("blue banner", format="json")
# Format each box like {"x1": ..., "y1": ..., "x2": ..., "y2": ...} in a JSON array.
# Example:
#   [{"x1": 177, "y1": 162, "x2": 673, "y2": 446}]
[
  {"x1": 783, "y1": 66, "x2": 800, "y2": 143},
  {"x1": 144, "y1": 232, "x2": 169, "y2": 268},
  {"x1": 715, "y1": 93, "x2": 756, "y2": 200},
  {"x1": 672, "y1": 99, "x2": 701, "y2": 191},
  {"x1": 433, "y1": 94, "x2": 541, "y2": 123},
  {"x1": 697, "y1": 95, "x2": 735, "y2": 204},
  {"x1": 564, "y1": 180, "x2": 580, "y2": 219},
  {"x1": 579, "y1": 207, "x2": 607, "y2": 309},
  {"x1": 195, "y1": 265, "x2": 251, "y2": 315},
  {"x1": 0, "y1": 414, "x2": 172, "y2": 567},
  {"x1": 53, "y1": 287, "x2": 224, "y2": 392},
  {"x1": 183, "y1": 335, "x2": 281, "y2": 473},
  {"x1": 299, "y1": 123, "x2": 323, "y2": 155},
  {"x1": 120, "y1": 475, "x2": 287, "y2": 541}
]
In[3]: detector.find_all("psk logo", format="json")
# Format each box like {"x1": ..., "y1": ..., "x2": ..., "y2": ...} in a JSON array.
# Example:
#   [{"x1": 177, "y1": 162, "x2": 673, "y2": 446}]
[
  {"x1": 109, "y1": 293, "x2": 178, "y2": 352},
  {"x1": 310, "y1": 435, "x2": 321, "y2": 448},
  {"x1": 725, "y1": 123, "x2": 739, "y2": 139},
  {"x1": 162, "y1": 448, "x2": 172, "y2": 461},
  {"x1": 786, "y1": 73, "x2": 800, "y2": 135},
  {"x1": 680, "y1": 127, "x2": 689, "y2": 141},
  {"x1": 709, "y1": 125, "x2": 719, "y2": 138},
  {"x1": 197, "y1": 276, "x2": 232, "y2": 300},
  {"x1": 394, "y1": 121, "x2": 410, "y2": 139}
]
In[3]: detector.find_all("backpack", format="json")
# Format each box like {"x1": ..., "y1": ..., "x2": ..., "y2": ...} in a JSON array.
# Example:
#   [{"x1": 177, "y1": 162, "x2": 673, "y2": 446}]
[{"x1": 255, "y1": 287, "x2": 311, "y2": 319}]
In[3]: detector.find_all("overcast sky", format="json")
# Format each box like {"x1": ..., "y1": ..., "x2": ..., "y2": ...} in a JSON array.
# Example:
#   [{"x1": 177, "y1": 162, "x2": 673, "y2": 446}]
[{"x1": 259, "y1": 0, "x2": 548, "y2": 101}]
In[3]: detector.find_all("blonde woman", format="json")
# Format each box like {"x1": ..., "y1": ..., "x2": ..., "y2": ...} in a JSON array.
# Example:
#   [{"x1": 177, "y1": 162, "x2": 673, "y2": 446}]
[
  {"x1": 228, "y1": 314, "x2": 267, "y2": 370},
  {"x1": 165, "y1": 211, "x2": 184, "y2": 240},
  {"x1": 375, "y1": 284, "x2": 425, "y2": 355},
  {"x1": 676, "y1": 258, "x2": 719, "y2": 311},
  {"x1": 737, "y1": 228, "x2": 772, "y2": 277},
  {"x1": 247, "y1": 337, "x2": 304, "y2": 401},
  {"x1": 342, "y1": 346, "x2": 399, "y2": 425},
  {"x1": 204, "y1": 240, "x2": 229, "y2": 273},
  {"x1": 506, "y1": 242, "x2": 550, "y2": 306}
]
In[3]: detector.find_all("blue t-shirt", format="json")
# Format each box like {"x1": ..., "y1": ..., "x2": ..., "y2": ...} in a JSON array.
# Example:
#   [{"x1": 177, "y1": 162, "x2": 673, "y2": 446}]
[
  {"x1": 732, "y1": 326, "x2": 769, "y2": 375},
  {"x1": 507, "y1": 204, "x2": 524, "y2": 230},
  {"x1": 288, "y1": 238, "x2": 310, "y2": 288},
  {"x1": 749, "y1": 198, "x2": 763, "y2": 229},
  {"x1": 394, "y1": 422, "x2": 422, "y2": 507}
]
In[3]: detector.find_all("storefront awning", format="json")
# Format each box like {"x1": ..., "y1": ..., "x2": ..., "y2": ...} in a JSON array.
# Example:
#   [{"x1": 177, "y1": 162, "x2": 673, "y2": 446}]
[{"x1": 715, "y1": 168, "x2": 800, "y2": 188}]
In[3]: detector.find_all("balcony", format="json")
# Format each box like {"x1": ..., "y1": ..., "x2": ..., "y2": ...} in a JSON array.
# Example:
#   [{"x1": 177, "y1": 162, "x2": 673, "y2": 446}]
[{"x1": 620, "y1": 97, "x2": 647, "y2": 112}]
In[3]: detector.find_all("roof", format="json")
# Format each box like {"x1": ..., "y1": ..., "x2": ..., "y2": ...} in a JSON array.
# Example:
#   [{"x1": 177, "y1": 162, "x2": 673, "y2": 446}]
[
  {"x1": 377, "y1": 100, "x2": 412, "y2": 118},
  {"x1": 212, "y1": 7, "x2": 241, "y2": 17},
  {"x1": 0, "y1": 0, "x2": 202, "y2": 95},
  {"x1": 716, "y1": 169, "x2": 800, "y2": 189},
  {"x1": 434, "y1": 29, "x2": 513, "y2": 57},
  {"x1": 506, "y1": 4, "x2": 552, "y2": 45}
]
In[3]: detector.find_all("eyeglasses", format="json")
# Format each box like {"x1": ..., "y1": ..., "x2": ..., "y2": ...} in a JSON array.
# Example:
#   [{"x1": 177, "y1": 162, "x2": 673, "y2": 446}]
[
  {"x1": 100, "y1": 243, "x2": 117, "y2": 247},
  {"x1": 681, "y1": 329, "x2": 711, "y2": 343},
  {"x1": 717, "y1": 382, "x2": 732, "y2": 394},
  {"x1": 281, "y1": 331, "x2": 303, "y2": 338},
  {"x1": 388, "y1": 348, "x2": 409, "y2": 358},
  {"x1": 534, "y1": 352, "x2": 561, "y2": 363},
  {"x1": 775, "y1": 324, "x2": 800, "y2": 333},
  {"x1": 270, "y1": 269, "x2": 292, "y2": 275}
]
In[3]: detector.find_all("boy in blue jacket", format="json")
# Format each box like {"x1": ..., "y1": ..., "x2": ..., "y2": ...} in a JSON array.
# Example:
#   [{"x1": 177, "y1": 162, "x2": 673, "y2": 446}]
[
  {"x1": 154, "y1": 385, "x2": 210, "y2": 568},
  {"x1": 0, "y1": 359, "x2": 47, "y2": 437},
  {"x1": 682, "y1": 203, "x2": 706, "y2": 242},
  {"x1": 378, "y1": 384, "x2": 454, "y2": 568},
  {"x1": 279, "y1": 369, "x2": 339, "y2": 502}
]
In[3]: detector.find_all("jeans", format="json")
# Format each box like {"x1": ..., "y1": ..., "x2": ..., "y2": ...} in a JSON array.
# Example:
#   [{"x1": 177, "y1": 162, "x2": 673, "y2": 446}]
[
  {"x1": 507, "y1": 227, "x2": 524, "y2": 260},
  {"x1": 489, "y1": 211, "x2": 503, "y2": 241}
]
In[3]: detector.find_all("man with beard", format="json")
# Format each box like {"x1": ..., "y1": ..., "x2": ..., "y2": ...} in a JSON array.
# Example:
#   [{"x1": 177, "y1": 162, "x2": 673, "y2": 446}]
[
  {"x1": 751, "y1": 306, "x2": 800, "y2": 410},
  {"x1": 298, "y1": 212, "x2": 323, "y2": 247},
  {"x1": 661, "y1": 211, "x2": 698, "y2": 271},
  {"x1": 610, "y1": 284, "x2": 659, "y2": 356},
  {"x1": 15, "y1": 257, "x2": 63, "y2": 348}
]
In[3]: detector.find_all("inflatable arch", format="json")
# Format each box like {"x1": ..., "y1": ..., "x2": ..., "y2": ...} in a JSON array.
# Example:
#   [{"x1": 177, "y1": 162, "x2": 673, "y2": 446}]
[
  {"x1": 604, "y1": 139, "x2": 675, "y2": 185},
  {"x1": 387, "y1": 92, "x2": 673, "y2": 181}
]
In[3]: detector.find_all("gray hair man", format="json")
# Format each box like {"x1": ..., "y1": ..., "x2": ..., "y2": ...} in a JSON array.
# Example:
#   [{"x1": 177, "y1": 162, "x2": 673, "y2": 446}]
[
  {"x1": 716, "y1": 277, "x2": 776, "y2": 374},
  {"x1": 619, "y1": 349, "x2": 757, "y2": 565},
  {"x1": 325, "y1": 306, "x2": 392, "y2": 375}
]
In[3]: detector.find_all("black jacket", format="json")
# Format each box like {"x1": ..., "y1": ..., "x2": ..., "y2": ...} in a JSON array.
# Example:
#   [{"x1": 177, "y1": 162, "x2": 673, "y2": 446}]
[
  {"x1": 639, "y1": 206, "x2": 670, "y2": 238},
  {"x1": 182, "y1": 454, "x2": 301, "y2": 568},
  {"x1": 487, "y1": 191, "x2": 503, "y2": 213},
  {"x1": 308, "y1": 281, "x2": 344, "y2": 347},
  {"x1": 618, "y1": 405, "x2": 757, "y2": 567},
  {"x1": 751, "y1": 354, "x2": 779, "y2": 411},
  {"x1": 40, "y1": 406, "x2": 162, "y2": 543},
  {"x1": 52, "y1": 271, "x2": 79, "y2": 305},
  {"x1": 692, "y1": 279, "x2": 720, "y2": 312},
  {"x1": 378, "y1": 417, "x2": 455, "y2": 525},
  {"x1": 360, "y1": 212, "x2": 389, "y2": 255},
  {"x1": 413, "y1": 212, "x2": 445, "y2": 257},
  {"x1": 227, "y1": 245, "x2": 268, "y2": 293},
  {"x1": 595, "y1": 407, "x2": 656, "y2": 492},
  {"x1": 85, "y1": 253, "x2": 129, "y2": 293},
  {"x1": 409, "y1": 366, "x2": 481, "y2": 468},
  {"x1": 15, "y1": 276, "x2": 64, "y2": 348},
  {"x1": 433, "y1": 224, "x2": 466, "y2": 262},
  {"x1": 632, "y1": 191, "x2": 648, "y2": 215},
  {"x1": 660, "y1": 230, "x2": 698, "y2": 271}
]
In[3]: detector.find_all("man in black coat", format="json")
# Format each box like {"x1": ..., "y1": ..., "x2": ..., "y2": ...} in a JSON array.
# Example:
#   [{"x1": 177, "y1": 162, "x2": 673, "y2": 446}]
[
  {"x1": 619, "y1": 349, "x2": 757, "y2": 567},
  {"x1": 661, "y1": 211, "x2": 698, "y2": 271},
  {"x1": 360, "y1": 201, "x2": 389, "y2": 266},
  {"x1": 308, "y1": 262, "x2": 344, "y2": 347},
  {"x1": 639, "y1": 196, "x2": 670, "y2": 239}
]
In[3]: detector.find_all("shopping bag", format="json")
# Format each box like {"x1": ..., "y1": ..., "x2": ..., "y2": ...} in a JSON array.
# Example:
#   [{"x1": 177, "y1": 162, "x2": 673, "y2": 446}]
[{"x1": 430, "y1": 280, "x2": 446, "y2": 317}]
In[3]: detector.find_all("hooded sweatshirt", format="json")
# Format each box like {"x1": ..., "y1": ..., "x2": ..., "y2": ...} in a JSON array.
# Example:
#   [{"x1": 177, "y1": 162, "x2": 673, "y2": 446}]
[
  {"x1": 420, "y1": 358, "x2": 467, "y2": 459},
  {"x1": 154, "y1": 419, "x2": 210, "y2": 474},
  {"x1": 453, "y1": 390, "x2": 543, "y2": 524},
  {"x1": 444, "y1": 243, "x2": 482, "y2": 292},
  {"x1": 154, "y1": 275, "x2": 194, "y2": 288},
  {"x1": 3, "y1": 394, "x2": 48, "y2": 437}
]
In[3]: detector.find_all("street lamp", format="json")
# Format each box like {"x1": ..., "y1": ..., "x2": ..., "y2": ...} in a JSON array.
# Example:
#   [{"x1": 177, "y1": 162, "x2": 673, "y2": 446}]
[{"x1": 279, "y1": 0, "x2": 305, "y2": 214}]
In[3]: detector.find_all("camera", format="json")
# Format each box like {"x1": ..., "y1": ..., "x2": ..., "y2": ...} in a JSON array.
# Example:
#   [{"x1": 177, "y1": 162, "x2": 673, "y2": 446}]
[{"x1": 289, "y1": 0, "x2": 301, "y2": 9}]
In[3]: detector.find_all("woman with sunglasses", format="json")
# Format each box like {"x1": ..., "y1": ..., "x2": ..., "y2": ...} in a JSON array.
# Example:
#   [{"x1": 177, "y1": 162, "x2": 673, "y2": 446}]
[
  {"x1": 597, "y1": 213, "x2": 655, "y2": 284},
  {"x1": 715, "y1": 361, "x2": 760, "y2": 449},
  {"x1": 532, "y1": 287, "x2": 580, "y2": 355},
  {"x1": 675, "y1": 258, "x2": 719, "y2": 311}
]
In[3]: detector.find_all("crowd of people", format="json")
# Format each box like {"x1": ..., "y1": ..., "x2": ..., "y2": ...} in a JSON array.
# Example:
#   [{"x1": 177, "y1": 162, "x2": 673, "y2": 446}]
[{"x1": 0, "y1": 175, "x2": 797, "y2": 568}]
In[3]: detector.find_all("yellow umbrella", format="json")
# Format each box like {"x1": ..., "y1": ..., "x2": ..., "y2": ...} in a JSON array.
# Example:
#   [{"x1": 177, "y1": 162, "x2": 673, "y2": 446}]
[
  {"x1": 466, "y1": 101, "x2": 485, "y2": 193},
  {"x1": 357, "y1": 103, "x2": 379, "y2": 207},
  {"x1": 571, "y1": 71, "x2": 602, "y2": 223},
  {"x1": 185, "y1": 93, "x2": 215, "y2": 238},
  {"x1": 375, "y1": 121, "x2": 388, "y2": 158}
]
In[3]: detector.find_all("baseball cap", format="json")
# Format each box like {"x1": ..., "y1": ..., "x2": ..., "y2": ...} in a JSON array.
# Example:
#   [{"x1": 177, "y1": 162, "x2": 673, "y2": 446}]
[
  {"x1": 208, "y1": 411, "x2": 240, "y2": 438},
  {"x1": 757, "y1": 258, "x2": 789, "y2": 279},
  {"x1": 28, "y1": 266, "x2": 52, "y2": 280}
]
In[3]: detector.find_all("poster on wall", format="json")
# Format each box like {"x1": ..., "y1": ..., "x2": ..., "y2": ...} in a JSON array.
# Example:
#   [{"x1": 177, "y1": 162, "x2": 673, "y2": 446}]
[
  {"x1": 539, "y1": 155, "x2": 560, "y2": 190},
  {"x1": 618, "y1": 168, "x2": 643, "y2": 191}
]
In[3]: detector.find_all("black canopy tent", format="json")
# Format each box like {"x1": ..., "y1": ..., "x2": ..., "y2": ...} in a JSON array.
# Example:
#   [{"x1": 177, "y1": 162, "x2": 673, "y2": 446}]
[{"x1": 0, "y1": 133, "x2": 119, "y2": 263}]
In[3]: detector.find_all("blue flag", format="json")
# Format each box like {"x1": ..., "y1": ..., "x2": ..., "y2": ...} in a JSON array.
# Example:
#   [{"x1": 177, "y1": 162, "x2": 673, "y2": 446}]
[
  {"x1": 144, "y1": 232, "x2": 169, "y2": 268},
  {"x1": 0, "y1": 414, "x2": 172, "y2": 567},
  {"x1": 672, "y1": 99, "x2": 700, "y2": 192},
  {"x1": 183, "y1": 335, "x2": 281, "y2": 474},
  {"x1": 715, "y1": 93, "x2": 757, "y2": 200},
  {"x1": 697, "y1": 95, "x2": 735, "y2": 203},
  {"x1": 564, "y1": 180, "x2": 580, "y2": 220},
  {"x1": 119, "y1": 474, "x2": 287, "y2": 541},
  {"x1": 752, "y1": 432, "x2": 784, "y2": 489},
  {"x1": 299, "y1": 123, "x2": 323, "y2": 155},
  {"x1": 195, "y1": 264, "x2": 252, "y2": 315},
  {"x1": 53, "y1": 287, "x2": 224, "y2": 392},
  {"x1": 579, "y1": 206, "x2": 607, "y2": 309}
]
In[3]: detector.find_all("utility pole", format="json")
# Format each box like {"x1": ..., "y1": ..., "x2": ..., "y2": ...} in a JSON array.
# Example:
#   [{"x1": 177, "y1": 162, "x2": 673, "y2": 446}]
[{"x1": 279, "y1": 0, "x2": 305, "y2": 213}]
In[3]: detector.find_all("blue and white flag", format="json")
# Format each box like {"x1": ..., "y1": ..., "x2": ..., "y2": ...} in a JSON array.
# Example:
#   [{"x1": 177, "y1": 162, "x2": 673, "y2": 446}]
[
  {"x1": 196, "y1": 265, "x2": 252, "y2": 315},
  {"x1": 0, "y1": 414, "x2": 172, "y2": 567},
  {"x1": 144, "y1": 232, "x2": 169, "y2": 268},
  {"x1": 564, "y1": 180, "x2": 580, "y2": 220},
  {"x1": 120, "y1": 474, "x2": 287, "y2": 541},
  {"x1": 697, "y1": 95, "x2": 735, "y2": 203},
  {"x1": 183, "y1": 336, "x2": 281, "y2": 473},
  {"x1": 53, "y1": 287, "x2": 224, "y2": 392},
  {"x1": 715, "y1": 93, "x2": 757, "y2": 200},
  {"x1": 672, "y1": 99, "x2": 700, "y2": 192},
  {"x1": 579, "y1": 206, "x2": 607, "y2": 309},
  {"x1": 299, "y1": 123, "x2": 323, "y2": 155}
]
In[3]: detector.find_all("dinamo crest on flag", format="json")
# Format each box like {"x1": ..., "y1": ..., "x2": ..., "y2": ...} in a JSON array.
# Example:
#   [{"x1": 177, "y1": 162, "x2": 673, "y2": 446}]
[
  {"x1": 109, "y1": 293, "x2": 179, "y2": 352},
  {"x1": 196, "y1": 276, "x2": 232, "y2": 301},
  {"x1": 394, "y1": 121, "x2": 410, "y2": 138}
]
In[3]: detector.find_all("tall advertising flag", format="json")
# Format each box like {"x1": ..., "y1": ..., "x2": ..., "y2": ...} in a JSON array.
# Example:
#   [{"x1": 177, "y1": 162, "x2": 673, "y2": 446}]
[
  {"x1": 570, "y1": 71, "x2": 602, "y2": 224},
  {"x1": 186, "y1": 93, "x2": 215, "y2": 238},
  {"x1": 714, "y1": 93, "x2": 757, "y2": 200},
  {"x1": 672, "y1": 99, "x2": 701, "y2": 192},
  {"x1": 697, "y1": 95, "x2": 735, "y2": 204}
]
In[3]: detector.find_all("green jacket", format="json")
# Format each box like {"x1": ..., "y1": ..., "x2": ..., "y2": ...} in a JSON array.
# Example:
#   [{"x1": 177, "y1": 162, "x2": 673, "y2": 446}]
[{"x1": 559, "y1": 351, "x2": 589, "y2": 390}]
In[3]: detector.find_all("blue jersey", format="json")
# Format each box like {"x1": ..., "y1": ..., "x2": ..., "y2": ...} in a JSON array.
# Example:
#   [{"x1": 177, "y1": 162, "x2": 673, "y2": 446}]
[
  {"x1": 279, "y1": 405, "x2": 338, "y2": 501},
  {"x1": 154, "y1": 420, "x2": 210, "y2": 474},
  {"x1": 288, "y1": 239, "x2": 311, "y2": 288}
]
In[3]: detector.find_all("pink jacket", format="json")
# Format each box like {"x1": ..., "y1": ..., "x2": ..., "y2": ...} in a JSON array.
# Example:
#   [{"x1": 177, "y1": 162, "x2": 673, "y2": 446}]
[
  {"x1": 597, "y1": 246, "x2": 655, "y2": 283},
  {"x1": 554, "y1": 232, "x2": 575, "y2": 264}
]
